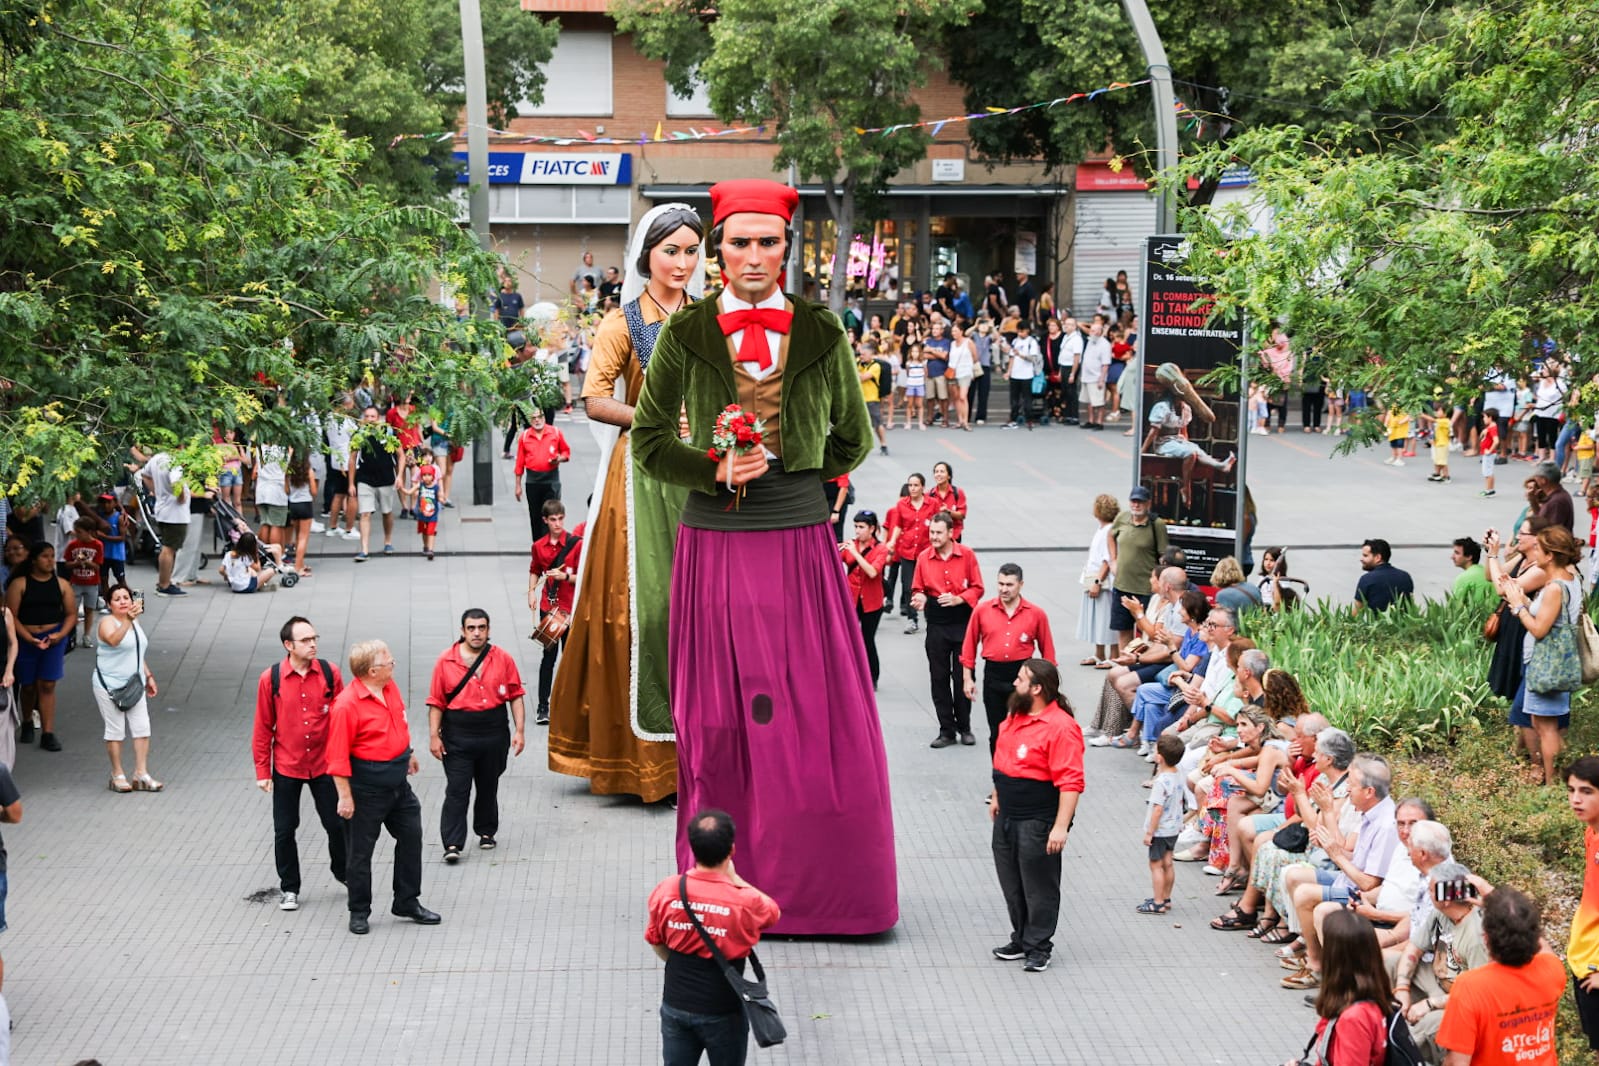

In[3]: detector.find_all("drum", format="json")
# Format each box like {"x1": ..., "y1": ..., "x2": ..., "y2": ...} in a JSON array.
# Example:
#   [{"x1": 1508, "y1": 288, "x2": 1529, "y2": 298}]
[{"x1": 532, "y1": 607, "x2": 570, "y2": 648}]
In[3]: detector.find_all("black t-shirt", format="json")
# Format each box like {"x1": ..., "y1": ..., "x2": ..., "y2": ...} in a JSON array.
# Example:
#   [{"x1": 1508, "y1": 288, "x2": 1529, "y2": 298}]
[
  {"x1": 663, "y1": 949, "x2": 746, "y2": 1015},
  {"x1": 1014, "y1": 281, "x2": 1037, "y2": 321},
  {"x1": 6, "y1": 510, "x2": 44, "y2": 544},
  {"x1": 493, "y1": 290, "x2": 525, "y2": 325},
  {"x1": 599, "y1": 279, "x2": 622, "y2": 301},
  {"x1": 355, "y1": 439, "x2": 397, "y2": 487},
  {"x1": 0, "y1": 763, "x2": 19, "y2": 873},
  {"x1": 1355, "y1": 563, "x2": 1415, "y2": 611}
]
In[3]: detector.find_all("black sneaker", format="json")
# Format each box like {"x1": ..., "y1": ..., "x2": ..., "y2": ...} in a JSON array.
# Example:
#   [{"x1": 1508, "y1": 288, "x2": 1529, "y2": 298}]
[
  {"x1": 40, "y1": 732, "x2": 61, "y2": 752},
  {"x1": 535, "y1": 706, "x2": 550, "y2": 725},
  {"x1": 959, "y1": 732, "x2": 976, "y2": 746},
  {"x1": 479, "y1": 836, "x2": 496, "y2": 850},
  {"x1": 19, "y1": 722, "x2": 34, "y2": 744},
  {"x1": 992, "y1": 942, "x2": 1026, "y2": 961},
  {"x1": 929, "y1": 735, "x2": 956, "y2": 749},
  {"x1": 443, "y1": 846, "x2": 462, "y2": 864},
  {"x1": 1023, "y1": 952, "x2": 1051, "y2": 972}
]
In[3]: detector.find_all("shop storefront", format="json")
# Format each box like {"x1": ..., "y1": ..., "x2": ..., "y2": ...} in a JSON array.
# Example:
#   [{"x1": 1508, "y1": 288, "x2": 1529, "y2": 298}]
[{"x1": 1070, "y1": 162, "x2": 1157, "y2": 318}]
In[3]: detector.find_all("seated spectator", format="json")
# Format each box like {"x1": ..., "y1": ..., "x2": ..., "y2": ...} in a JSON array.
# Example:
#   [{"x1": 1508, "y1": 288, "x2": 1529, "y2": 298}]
[
  {"x1": 1292, "y1": 909, "x2": 1397, "y2": 1066},
  {"x1": 218, "y1": 532, "x2": 280, "y2": 594},
  {"x1": 1392, "y1": 860, "x2": 1491, "y2": 1063},
  {"x1": 1097, "y1": 589, "x2": 1211, "y2": 751},
  {"x1": 1169, "y1": 635, "x2": 1258, "y2": 783},
  {"x1": 1261, "y1": 668, "x2": 1310, "y2": 738},
  {"x1": 1190, "y1": 707, "x2": 1278, "y2": 880},
  {"x1": 1087, "y1": 566, "x2": 1190, "y2": 740},
  {"x1": 1450, "y1": 537, "x2": 1493, "y2": 599},
  {"x1": 1353, "y1": 538, "x2": 1414, "y2": 613},
  {"x1": 1436, "y1": 887, "x2": 1566, "y2": 1066},
  {"x1": 1212, "y1": 555, "x2": 1263, "y2": 613},
  {"x1": 1280, "y1": 754, "x2": 1401, "y2": 991},
  {"x1": 1354, "y1": 799, "x2": 1435, "y2": 951},
  {"x1": 1239, "y1": 728, "x2": 1356, "y2": 946}
]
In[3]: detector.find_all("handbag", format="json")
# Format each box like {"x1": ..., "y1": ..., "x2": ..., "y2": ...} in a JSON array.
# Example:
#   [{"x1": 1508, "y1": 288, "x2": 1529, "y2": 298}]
[
  {"x1": 1273, "y1": 823, "x2": 1310, "y2": 853},
  {"x1": 1527, "y1": 582, "x2": 1584, "y2": 694},
  {"x1": 1031, "y1": 372, "x2": 1046, "y2": 396},
  {"x1": 677, "y1": 875, "x2": 786, "y2": 1048},
  {"x1": 95, "y1": 625, "x2": 146, "y2": 711},
  {"x1": 1577, "y1": 584, "x2": 1599, "y2": 685},
  {"x1": 971, "y1": 360, "x2": 984, "y2": 379},
  {"x1": 1482, "y1": 606, "x2": 1501, "y2": 643}
]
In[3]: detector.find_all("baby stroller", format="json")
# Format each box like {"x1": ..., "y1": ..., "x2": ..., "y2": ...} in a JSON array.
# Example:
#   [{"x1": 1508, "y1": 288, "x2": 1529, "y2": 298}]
[
  {"x1": 126, "y1": 485, "x2": 164, "y2": 564},
  {"x1": 212, "y1": 496, "x2": 299, "y2": 588}
]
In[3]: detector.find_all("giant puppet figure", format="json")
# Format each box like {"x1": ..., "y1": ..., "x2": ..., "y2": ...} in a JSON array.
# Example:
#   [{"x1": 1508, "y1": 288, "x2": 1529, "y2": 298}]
[
  {"x1": 632, "y1": 179, "x2": 898, "y2": 934},
  {"x1": 546, "y1": 203, "x2": 704, "y2": 802}
]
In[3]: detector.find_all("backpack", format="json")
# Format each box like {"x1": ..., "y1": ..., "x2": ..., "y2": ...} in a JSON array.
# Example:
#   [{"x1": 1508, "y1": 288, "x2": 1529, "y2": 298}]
[
  {"x1": 874, "y1": 357, "x2": 893, "y2": 397},
  {"x1": 1302, "y1": 1001, "x2": 1422, "y2": 1066},
  {"x1": 271, "y1": 659, "x2": 337, "y2": 703}
]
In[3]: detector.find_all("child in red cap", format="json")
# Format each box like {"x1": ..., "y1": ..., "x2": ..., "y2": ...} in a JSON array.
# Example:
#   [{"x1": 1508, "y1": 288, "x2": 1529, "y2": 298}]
[{"x1": 415, "y1": 464, "x2": 441, "y2": 560}]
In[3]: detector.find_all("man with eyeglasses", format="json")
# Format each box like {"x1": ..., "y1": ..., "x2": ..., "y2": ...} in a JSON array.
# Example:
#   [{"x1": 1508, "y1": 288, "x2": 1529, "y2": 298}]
[
  {"x1": 252, "y1": 616, "x2": 347, "y2": 913},
  {"x1": 329, "y1": 639, "x2": 440, "y2": 935}
]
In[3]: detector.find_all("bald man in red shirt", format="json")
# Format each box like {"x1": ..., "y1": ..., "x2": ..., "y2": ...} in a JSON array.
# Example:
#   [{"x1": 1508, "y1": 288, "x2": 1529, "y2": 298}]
[{"x1": 961, "y1": 562, "x2": 1056, "y2": 754}]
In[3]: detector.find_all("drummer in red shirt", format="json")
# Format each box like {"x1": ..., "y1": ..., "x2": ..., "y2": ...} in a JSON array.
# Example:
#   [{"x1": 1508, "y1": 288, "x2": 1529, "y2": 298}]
[
  {"x1": 961, "y1": 562, "x2": 1057, "y2": 753},
  {"x1": 987, "y1": 658, "x2": 1084, "y2": 973},
  {"x1": 513, "y1": 406, "x2": 571, "y2": 540},
  {"x1": 840, "y1": 510, "x2": 892, "y2": 688},
  {"x1": 929, "y1": 461, "x2": 968, "y2": 541},
  {"x1": 328, "y1": 639, "x2": 440, "y2": 935},
  {"x1": 884, "y1": 472, "x2": 936, "y2": 633},
  {"x1": 911, "y1": 512, "x2": 984, "y2": 748},
  {"x1": 528, "y1": 498, "x2": 583, "y2": 726}
]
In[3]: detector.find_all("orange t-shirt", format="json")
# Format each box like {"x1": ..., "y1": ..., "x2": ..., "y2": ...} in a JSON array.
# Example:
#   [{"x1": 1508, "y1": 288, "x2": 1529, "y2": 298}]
[
  {"x1": 1435, "y1": 952, "x2": 1565, "y2": 1065},
  {"x1": 1569, "y1": 826, "x2": 1599, "y2": 974}
]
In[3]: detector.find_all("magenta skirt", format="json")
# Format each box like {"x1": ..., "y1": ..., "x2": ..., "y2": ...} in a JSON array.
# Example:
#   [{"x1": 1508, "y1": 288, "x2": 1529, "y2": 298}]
[{"x1": 669, "y1": 522, "x2": 899, "y2": 934}]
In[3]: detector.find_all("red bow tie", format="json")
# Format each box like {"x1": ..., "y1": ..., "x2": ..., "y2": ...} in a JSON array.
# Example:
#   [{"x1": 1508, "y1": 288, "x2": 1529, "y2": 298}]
[{"x1": 717, "y1": 306, "x2": 793, "y2": 371}]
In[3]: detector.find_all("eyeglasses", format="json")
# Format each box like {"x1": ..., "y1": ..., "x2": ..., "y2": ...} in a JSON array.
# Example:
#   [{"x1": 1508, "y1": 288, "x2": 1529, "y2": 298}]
[{"x1": 294, "y1": 635, "x2": 319, "y2": 643}]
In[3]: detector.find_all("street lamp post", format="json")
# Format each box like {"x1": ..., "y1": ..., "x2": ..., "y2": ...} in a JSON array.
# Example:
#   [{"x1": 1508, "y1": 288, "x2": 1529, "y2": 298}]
[
  {"x1": 460, "y1": 0, "x2": 495, "y2": 505},
  {"x1": 1120, "y1": 0, "x2": 1180, "y2": 234}
]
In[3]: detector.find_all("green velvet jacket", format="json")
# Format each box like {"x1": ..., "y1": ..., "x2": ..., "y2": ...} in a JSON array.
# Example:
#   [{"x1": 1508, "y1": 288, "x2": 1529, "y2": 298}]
[{"x1": 632, "y1": 292, "x2": 873, "y2": 495}]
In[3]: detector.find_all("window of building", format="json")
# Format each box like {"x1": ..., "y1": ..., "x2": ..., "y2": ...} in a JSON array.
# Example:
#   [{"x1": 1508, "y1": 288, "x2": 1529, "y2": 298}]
[
  {"x1": 666, "y1": 71, "x2": 715, "y2": 117},
  {"x1": 520, "y1": 31, "x2": 612, "y2": 116},
  {"x1": 800, "y1": 218, "x2": 915, "y2": 303}
]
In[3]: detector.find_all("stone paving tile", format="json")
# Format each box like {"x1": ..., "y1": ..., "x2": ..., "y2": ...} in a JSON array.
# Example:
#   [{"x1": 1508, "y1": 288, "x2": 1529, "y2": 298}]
[{"x1": 2, "y1": 419, "x2": 1483, "y2": 1064}]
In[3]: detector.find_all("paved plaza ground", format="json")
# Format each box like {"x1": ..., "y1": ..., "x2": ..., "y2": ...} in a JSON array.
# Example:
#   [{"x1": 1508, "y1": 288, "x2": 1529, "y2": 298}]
[{"x1": 5, "y1": 411, "x2": 1510, "y2": 1064}]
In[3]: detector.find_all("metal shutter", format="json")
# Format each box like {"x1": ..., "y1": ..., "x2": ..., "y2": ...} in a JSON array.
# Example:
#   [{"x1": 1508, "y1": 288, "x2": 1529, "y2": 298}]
[{"x1": 1071, "y1": 191, "x2": 1158, "y2": 318}]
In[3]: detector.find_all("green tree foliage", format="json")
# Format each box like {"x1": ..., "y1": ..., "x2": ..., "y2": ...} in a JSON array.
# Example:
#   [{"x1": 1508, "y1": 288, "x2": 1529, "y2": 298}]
[
  {"x1": 946, "y1": 0, "x2": 1445, "y2": 204},
  {"x1": 1173, "y1": 0, "x2": 1599, "y2": 414},
  {"x1": 615, "y1": 0, "x2": 968, "y2": 312},
  {"x1": 212, "y1": 0, "x2": 558, "y2": 202},
  {"x1": 0, "y1": 0, "x2": 515, "y2": 496}
]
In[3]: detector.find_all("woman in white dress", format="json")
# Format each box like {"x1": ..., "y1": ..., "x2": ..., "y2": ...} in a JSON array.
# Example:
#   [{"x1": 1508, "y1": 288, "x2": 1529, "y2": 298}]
[
  {"x1": 1077, "y1": 493, "x2": 1119, "y2": 665},
  {"x1": 947, "y1": 322, "x2": 976, "y2": 431}
]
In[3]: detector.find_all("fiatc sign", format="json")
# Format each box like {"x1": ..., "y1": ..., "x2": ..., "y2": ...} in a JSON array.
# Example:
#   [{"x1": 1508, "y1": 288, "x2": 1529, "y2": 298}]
[{"x1": 453, "y1": 152, "x2": 633, "y2": 186}]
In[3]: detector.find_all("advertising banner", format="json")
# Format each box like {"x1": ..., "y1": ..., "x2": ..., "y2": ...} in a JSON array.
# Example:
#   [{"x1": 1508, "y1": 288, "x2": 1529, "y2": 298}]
[
  {"x1": 1134, "y1": 235, "x2": 1248, "y2": 584},
  {"x1": 453, "y1": 151, "x2": 633, "y2": 186}
]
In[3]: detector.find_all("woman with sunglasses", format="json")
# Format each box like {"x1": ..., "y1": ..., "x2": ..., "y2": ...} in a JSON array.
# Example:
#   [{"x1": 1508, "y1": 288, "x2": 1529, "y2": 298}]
[{"x1": 841, "y1": 511, "x2": 890, "y2": 688}]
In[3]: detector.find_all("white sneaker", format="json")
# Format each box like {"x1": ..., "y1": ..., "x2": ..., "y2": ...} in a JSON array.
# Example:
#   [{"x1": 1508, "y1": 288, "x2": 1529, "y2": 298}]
[
  {"x1": 1136, "y1": 742, "x2": 1151, "y2": 756},
  {"x1": 1393, "y1": 458, "x2": 1405, "y2": 467},
  {"x1": 310, "y1": 520, "x2": 326, "y2": 532},
  {"x1": 1144, "y1": 751, "x2": 1158, "y2": 763},
  {"x1": 1088, "y1": 734, "x2": 1114, "y2": 748},
  {"x1": 279, "y1": 891, "x2": 299, "y2": 911},
  {"x1": 325, "y1": 527, "x2": 342, "y2": 537},
  {"x1": 1201, "y1": 865, "x2": 1223, "y2": 877},
  {"x1": 1383, "y1": 457, "x2": 1396, "y2": 465},
  {"x1": 341, "y1": 529, "x2": 361, "y2": 540}
]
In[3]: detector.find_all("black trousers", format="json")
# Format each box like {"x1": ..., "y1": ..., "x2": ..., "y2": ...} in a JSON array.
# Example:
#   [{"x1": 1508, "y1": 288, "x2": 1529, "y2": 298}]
[
  {"x1": 857, "y1": 605, "x2": 882, "y2": 686},
  {"x1": 523, "y1": 471, "x2": 561, "y2": 540},
  {"x1": 993, "y1": 816, "x2": 1062, "y2": 956},
  {"x1": 272, "y1": 771, "x2": 347, "y2": 894},
  {"x1": 1268, "y1": 390, "x2": 1289, "y2": 429},
  {"x1": 1301, "y1": 389, "x2": 1325, "y2": 430},
  {"x1": 1008, "y1": 379, "x2": 1031, "y2": 425},
  {"x1": 981, "y1": 659, "x2": 1025, "y2": 755},
  {"x1": 1062, "y1": 375, "x2": 1080, "y2": 423},
  {"x1": 882, "y1": 558, "x2": 917, "y2": 622},
  {"x1": 345, "y1": 776, "x2": 423, "y2": 917},
  {"x1": 971, "y1": 370, "x2": 992, "y2": 422},
  {"x1": 926, "y1": 616, "x2": 972, "y2": 736},
  {"x1": 439, "y1": 712, "x2": 511, "y2": 850},
  {"x1": 537, "y1": 611, "x2": 567, "y2": 709},
  {"x1": 502, "y1": 407, "x2": 527, "y2": 455}
]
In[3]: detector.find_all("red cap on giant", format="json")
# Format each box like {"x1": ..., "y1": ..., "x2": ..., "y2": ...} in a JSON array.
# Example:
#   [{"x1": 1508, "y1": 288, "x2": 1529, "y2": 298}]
[{"x1": 709, "y1": 179, "x2": 800, "y2": 228}]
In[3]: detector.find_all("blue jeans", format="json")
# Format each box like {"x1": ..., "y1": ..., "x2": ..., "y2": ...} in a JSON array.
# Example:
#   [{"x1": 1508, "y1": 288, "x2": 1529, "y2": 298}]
[
  {"x1": 1557, "y1": 421, "x2": 1581, "y2": 469},
  {"x1": 661, "y1": 1004, "x2": 748, "y2": 1066},
  {"x1": 1131, "y1": 682, "x2": 1183, "y2": 741}
]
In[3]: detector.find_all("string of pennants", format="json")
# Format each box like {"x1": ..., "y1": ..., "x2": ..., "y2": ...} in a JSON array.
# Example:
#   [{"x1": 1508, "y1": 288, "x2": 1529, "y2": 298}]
[{"x1": 390, "y1": 77, "x2": 1153, "y2": 149}]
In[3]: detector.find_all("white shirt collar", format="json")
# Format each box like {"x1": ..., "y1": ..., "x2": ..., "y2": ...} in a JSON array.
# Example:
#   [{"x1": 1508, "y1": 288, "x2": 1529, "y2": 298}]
[{"x1": 719, "y1": 287, "x2": 787, "y2": 314}]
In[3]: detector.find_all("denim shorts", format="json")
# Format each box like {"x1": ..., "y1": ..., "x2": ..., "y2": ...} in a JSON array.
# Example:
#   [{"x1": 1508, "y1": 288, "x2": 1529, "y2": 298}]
[
  {"x1": 218, "y1": 469, "x2": 243, "y2": 487},
  {"x1": 1315, "y1": 867, "x2": 1354, "y2": 903}
]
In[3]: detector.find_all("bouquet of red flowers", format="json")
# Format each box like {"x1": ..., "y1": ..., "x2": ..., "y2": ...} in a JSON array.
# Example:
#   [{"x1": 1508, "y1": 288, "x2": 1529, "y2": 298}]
[{"x1": 706, "y1": 403, "x2": 766, "y2": 507}]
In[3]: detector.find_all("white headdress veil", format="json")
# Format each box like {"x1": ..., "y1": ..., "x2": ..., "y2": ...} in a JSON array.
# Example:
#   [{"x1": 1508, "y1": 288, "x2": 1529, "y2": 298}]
[{"x1": 618, "y1": 202, "x2": 707, "y2": 307}]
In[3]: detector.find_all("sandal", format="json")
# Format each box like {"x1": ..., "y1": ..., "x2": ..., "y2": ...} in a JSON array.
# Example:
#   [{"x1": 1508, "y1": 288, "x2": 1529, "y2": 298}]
[
  {"x1": 109, "y1": 774, "x2": 132, "y2": 793},
  {"x1": 1261, "y1": 926, "x2": 1299, "y2": 945},
  {"x1": 1281, "y1": 967, "x2": 1321, "y2": 990},
  {"x1": 1094, "y1": 660, "x2": 1116, "y2": 670},
  {"x1": 1136, "y1": 899, "x2": 1171, "y2": 914},
  {"x1": 1210, "y1": 906, "x2": 1258, "y2": 931},
  {"x1": 1247, "y1": 916, "x2": 1282, "y2": 939},
  {"x1": 1214, "y1": 871, "x2": 1247, "y2": 895},
  {"x1": 1109, "y1": 735, "x2": 1137, "y2": 749},
  {"x1": 1079, "y1": 657, "x2": 1099, "y2": 667},
  {"x1": 131, "y1": 772, "x2": 164, "y2": 792}
]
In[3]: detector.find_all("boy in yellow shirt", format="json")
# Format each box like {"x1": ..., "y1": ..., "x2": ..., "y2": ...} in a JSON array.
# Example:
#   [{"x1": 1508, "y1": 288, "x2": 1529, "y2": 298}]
[
  {"x1": 1384, "y1": 406, "x2": 1412, "y2": 467},
  {"x1": 1424, "y1": 400, "x2": 1451, "y2": 483},
  {"x1": 1576, "y1": 428, "x2": 1595, "y2": 494}
]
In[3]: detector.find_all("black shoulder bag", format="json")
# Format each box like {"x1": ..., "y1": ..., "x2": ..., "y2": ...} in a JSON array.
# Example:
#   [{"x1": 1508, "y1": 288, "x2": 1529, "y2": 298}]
[
  {"x1": 677, "y1": 875, "x2": 786, "y2": 1049},
  {"x1": 96, "y1": 624, "x2": 146, "y2": 711},
  {"x1": 444, "y1": 644, "x2": 491, "y2": 708}
]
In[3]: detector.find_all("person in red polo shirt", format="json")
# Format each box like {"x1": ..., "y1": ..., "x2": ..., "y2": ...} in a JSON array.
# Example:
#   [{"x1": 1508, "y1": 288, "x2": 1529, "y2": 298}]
[
  {"x1": 841, "y1": 510, "x2": 891, "y2": 688},
  {"x1": 988, "y1": 658, "x2": 1085, "y2": 973},
  {"x1": 645, "y1": 809, "x2": 781, "y2": 1064},
  {"x1": 929, "y1": 461, "x2": 968, "y2": 541},
  {"x1": 884, "y1": 472, "x2": 935, "y2": 632},
  {"x1": 961, "y1": 563, "x2": 1057, "y2": 754},
  {"x1": 912, "y1": 511, "x2": 984, "y2": 748},
  {"x1": 329, "y1": 639, "x2": 439, "y2": 935},
  {"x1": 426, "y1": 609, "x2": 527, "y2": 864},
  {"x1": 529, "y1": 498, "x2": 584, "y2": 725},
  {"x1": 252, "y1": 615, "x2": 346, "y2": 913},
  {"x1": 513, "y1": 406, "x2": 571, "y2": 540}
]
